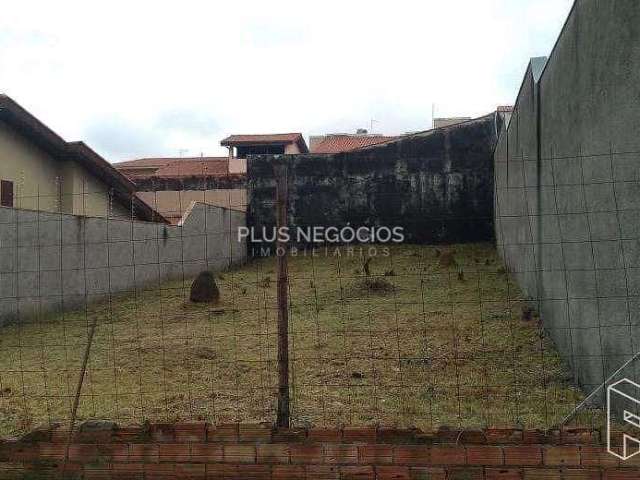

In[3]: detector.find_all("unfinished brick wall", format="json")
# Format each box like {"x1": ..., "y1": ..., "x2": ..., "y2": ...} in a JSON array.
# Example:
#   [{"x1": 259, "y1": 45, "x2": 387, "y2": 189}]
[{"x1": 0, "y1": 423, "x2": 637, "y2": 479}]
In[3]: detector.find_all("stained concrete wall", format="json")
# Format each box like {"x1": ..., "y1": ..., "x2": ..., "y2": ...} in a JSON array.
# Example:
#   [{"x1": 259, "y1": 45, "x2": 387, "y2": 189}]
[
  {"x1": 0, "y1": 202, "x2": 246, "y2": 325},
  {"x1": 248, "y1": 113, "x2": 503, "y2": 248},
  {"x1": 495, "y1": 0, "x2": 640, "y2": 403}
]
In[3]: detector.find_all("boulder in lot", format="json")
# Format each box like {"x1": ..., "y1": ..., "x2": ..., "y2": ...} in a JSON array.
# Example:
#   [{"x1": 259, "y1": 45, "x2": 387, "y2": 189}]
[{"x1": 190, "y1": 271, "x2": 220, "y2": 303}]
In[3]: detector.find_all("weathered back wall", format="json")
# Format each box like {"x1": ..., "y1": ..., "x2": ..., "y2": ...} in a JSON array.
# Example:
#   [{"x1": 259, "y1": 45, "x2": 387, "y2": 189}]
[
  {"x1": 248, "y1": 113, "x2": 503, "y2": 248},
  {"x1": 495, "y1": 0, "x2": 640, "y2": 403}
]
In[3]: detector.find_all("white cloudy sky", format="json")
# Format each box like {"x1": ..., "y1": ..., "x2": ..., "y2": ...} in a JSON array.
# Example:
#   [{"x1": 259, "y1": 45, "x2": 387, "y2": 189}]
[{"x1": 0, "y1": 0, "x2": 573, "y2": 161}]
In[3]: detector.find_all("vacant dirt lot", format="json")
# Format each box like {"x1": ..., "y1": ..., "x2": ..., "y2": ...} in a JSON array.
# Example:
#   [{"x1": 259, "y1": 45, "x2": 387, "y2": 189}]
[{"x1": 0, "y1": 244, "x2": 593, "y2": 437}]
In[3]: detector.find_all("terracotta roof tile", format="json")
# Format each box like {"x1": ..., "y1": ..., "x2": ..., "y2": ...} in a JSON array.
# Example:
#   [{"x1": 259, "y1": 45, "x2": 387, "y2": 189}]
[
  {"x1": 115, "y1": 157, "x2": 233, "y2": 179},
  {"x1": 113, "y1": 158, "x2": 174, "y2": 169},
  {"x1": 310, "y1": 135, "x2": 399, "y2": 154},
  {"x1": 155, "y1": 158, "x2": 230, "y2": 177}
]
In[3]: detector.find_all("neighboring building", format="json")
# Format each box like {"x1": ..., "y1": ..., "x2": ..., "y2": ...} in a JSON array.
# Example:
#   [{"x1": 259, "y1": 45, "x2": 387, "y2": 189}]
[
  {"x1": 114, "y1": 156, "x2": 246, "y2": 224},
  {"x1": 433, "y1": 117, "x2": 472, "y2": 129},
  {"x1": 220, "y1": 133, "x2": 308, "y2": 173},
  {"x1": 117, "y1": 133, "x2": 310, "y2": 223},
  {"x1": 309, "y1": 130, "x2": 399, "y2": 154},
  {"x1": 0, "y1": 95, "x2": 165, "y2": 222}
]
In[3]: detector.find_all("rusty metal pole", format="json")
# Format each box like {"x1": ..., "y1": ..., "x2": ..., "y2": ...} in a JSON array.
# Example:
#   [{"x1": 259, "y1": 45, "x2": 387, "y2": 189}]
[{"x1": 274, "y1": 161, "x2": 290, "y2": 428}]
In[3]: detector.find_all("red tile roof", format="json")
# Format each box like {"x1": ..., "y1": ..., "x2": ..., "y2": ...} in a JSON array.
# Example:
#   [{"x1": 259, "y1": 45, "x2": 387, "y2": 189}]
[
  {"x1": 115, "y1": 157, "x2": 233, "y2": 179},
  {"x1": 310, "y1": 135, "x2": 399, "y2": 154},
  {"x1": 113, "y1": 158, "x2": 173, "y2": 169},
  {"x1": 155, "y1": 158, "x2": 230, "y2": 177}
]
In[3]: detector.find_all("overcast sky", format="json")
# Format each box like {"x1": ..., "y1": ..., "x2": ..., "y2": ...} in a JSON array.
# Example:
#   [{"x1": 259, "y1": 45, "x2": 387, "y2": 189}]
[{"x1": 1, "y1": 0, "x2": 573, "y2": 161}]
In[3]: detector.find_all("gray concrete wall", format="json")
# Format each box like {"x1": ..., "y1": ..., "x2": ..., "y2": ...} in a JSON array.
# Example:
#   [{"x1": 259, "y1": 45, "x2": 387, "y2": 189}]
[
  {"x1": 495, "y1": 0, "x2": 640, "y2": 404},
  {"x1": 0, "y1": 202, "x2": 246, "y2": 325},
  {"x1": 248, "y1": 113, "x2": 503, "y2": 248}
]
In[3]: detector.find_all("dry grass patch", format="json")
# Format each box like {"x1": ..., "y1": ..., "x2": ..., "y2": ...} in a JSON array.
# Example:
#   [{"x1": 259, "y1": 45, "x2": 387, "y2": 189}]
[{"x1": 0, "y1": 243, "x2": 600, "y2": 437}]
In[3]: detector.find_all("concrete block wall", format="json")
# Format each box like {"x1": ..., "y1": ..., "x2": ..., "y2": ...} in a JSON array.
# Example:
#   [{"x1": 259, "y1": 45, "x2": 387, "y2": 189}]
[
  {"x1": 495, "y1": 0, "x2": 640, "y2": 404},
  {"x1": 0, "y1": 202, "x2": 247, "y2": 325}
]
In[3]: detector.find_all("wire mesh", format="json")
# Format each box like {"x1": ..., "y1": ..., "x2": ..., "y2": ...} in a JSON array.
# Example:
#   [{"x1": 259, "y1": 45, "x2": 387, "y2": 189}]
[{"x1": 0, "y1": 148, "x2": 637, "y2": 442}]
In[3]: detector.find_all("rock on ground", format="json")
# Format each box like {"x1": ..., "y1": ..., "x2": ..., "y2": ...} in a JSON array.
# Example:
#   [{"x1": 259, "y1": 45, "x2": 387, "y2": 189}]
[{"x1": 190, "y1": 271, "x2": 220, "y2": 303}]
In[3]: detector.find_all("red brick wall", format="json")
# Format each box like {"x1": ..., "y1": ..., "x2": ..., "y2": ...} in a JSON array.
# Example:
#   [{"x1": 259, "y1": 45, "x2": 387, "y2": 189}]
[{"x1": 0, "y1": 423, "x2": 638, "y2": 479}]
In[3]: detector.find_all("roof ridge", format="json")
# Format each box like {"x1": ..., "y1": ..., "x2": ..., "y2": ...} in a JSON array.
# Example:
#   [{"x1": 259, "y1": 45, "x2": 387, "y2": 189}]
[{"x1": 223, "y1": 132, "x2": 302, "y2": 136}]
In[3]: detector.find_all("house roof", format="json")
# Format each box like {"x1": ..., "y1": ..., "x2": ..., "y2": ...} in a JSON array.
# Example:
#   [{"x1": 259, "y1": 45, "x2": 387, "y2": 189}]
[
  {"x1": 154, "y1": 158, "x2": 231, "y2": 178},
  {"x1": 310, "y1": 134, "x2": 399, "y2": 154},
  {"x1": 0, "y1": 94, "x2": 168, "y2": 224},
  {"x1": 220, "y1": 133, "x2": 308, "y2": 153},
  {"x1": 114, "y1": 157, "x2": 233, "y2": 179},
  {"x1": 113, "y1": 158, "x2": 174, "y2": 169}
]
